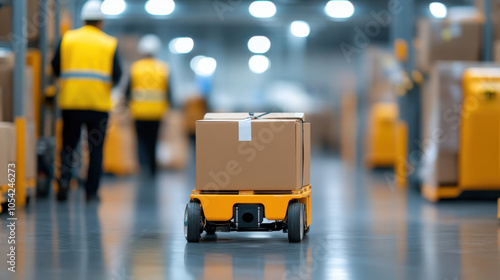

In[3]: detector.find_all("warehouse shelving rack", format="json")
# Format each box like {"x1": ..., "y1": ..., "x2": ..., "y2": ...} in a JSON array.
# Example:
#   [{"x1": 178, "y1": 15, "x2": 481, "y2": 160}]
[
  {"x1": 0, "y1": 0, "x2": 62, "y2": 212},
  {"x1": 35, "y1": 0, "x2": 62, "y2": 198},
  {"x1": 0, "y1": 0, "x2": 28, "y2": 211}
]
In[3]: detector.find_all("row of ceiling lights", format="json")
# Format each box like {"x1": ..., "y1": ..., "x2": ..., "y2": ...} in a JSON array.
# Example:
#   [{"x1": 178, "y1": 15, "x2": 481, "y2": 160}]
[
  {"x1": 102, "y1": 0, "x2": 448, "y2": 76},
  {"x1": 165, "y1": 21, "x2": 308, "y2": 75},
  {"x1": 168, "y1": 34, "x2": 273, "y2": 75},
  {"x1": 100, "y1": 0, "x2": 356, "y2": 19},
  {"x1": 100, "y1": 0, "x2": 315, "y2": 75},
  {"x1": 101, "y1": 0, "x2": 449, "y2": 20}
]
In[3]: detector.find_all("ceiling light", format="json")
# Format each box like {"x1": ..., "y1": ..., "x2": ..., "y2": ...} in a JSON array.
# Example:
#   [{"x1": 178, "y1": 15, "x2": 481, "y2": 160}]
[
  {"x1": 429, "y1": 2, "x2": 447, "y2": 18},
  {"x1": 290, "y1": 21, "x2": 310, "y2": 38},
  {"x1": 145, "y1": 0, "x2": 175, "y2": 16},
  {"x1": 247, "y1": 36, "x2": 271, "y2": 54},
  {"x1": 324, "y1": 0, "x2": 354, "y2": 19},
  {"x1": 169, "y1": 37, "x2": 194, "y2": 54},
  {"x1": 191, "y1": 56, "x2": 217, "y2": 76},
  {"x1": 249, "y1": 1, "x2": 276, "y2": 18},
  {"x1": 101, "y1": 0, "x2": 126, "y2": 16},
  {"x1": 249, "y1": 55, "x2": 270, "y2": 74}
]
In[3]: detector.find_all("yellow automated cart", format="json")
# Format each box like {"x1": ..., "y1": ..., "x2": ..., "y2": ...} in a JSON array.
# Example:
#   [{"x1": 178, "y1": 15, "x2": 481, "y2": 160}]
[{"x1": 184, "y1": 185, "x2": 312, "y2": 243}]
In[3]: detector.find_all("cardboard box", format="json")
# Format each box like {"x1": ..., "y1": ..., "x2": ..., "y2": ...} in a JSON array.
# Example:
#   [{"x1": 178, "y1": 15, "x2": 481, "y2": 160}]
[
  {"x1": 416, "y1": 18, "x2": 482, "y2": 73},
  {"x1": 0, "y1": 123, "x2": 16, "y2": 185},
  {"x1": 196, "y1": 113, "x2": 310, "y2": 191},
  {"x1": 420, "y1": 62, "x2": 500, "y2": 186},
  {"x1": 0, "y1": 50, "x2": 14, "y2": 122},
  {"x1": 118, "y1": 35, "x2": 141, "y2": 62},
  {"x1": 0, "y1": 61, "x2": 35, "y2": 122},
  {"x1": 103, "y1": 108, "x2": 138, "y2": 175},
  {"x1": 364, "y1": 47, "x2": 398, "y2": 106},
  {"x1": 0, "y1": 0, "x2": 40, "y2": 42},
  {"x1": 158, "y1": 110, "x2": 189, "y2": 170},
  {"x1": 495, "y1": 41, "x2": 500, "y2": 62},
  {"x1": 0, "y1": 64, "x2": 13, "y2": 122},
  {"x1": 307, "y1": 110, "x2": 338, "y2": 151},
  {"x1": 183, "y1": 96, "x2": 207, "y2": 136},
  {"x1": 476, "y1": 0, "x2": 500, "y2": 22}
]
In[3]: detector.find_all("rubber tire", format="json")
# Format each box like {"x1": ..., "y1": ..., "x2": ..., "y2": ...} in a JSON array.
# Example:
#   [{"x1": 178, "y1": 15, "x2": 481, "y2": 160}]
[
  {"x1": 185, "y1": 202, "x2": 202, "y2": 242},
  {"x1": 287, "y1": 202, "x2": 305, "y2": 242}
]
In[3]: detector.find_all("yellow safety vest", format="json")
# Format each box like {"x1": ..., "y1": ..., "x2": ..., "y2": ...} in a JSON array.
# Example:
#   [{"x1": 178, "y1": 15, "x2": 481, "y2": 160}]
[
  {"x1": 129, "y1": 58, "x2": 169, "y2": 120},
  {"x1": 59, "y1": 25, "x2": 118, "y2": 112}
]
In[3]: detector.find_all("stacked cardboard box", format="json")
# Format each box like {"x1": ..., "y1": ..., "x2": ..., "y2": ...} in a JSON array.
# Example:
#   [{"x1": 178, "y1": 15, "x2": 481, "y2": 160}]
[
  {"x1": 118, "y1": 35, "x2": 141, "y2": 62},
  {"x1": 420, "y1": 62, "x2": 500, "y2": 186},
  {"x1": 183, "y1": 96, "x2": 207, "y2": 137},
  {"x1": 0, "y1": 51, "x2": 37, "y2": 180},
  {"x1": 365, "y1": 47, "x2": 398, "y2": 106},
  {"x1": 103, "y1": 108, "x2": 138, "y2": 175},
  {"x1": 0, "y1": 51, "x2": 14, "y2": 122},
  {"x1": 475, "y1": 0, "x2": 500, "y2": 22},
  {"x1": 495, "y1": 41, "x2": 500, "y2": 62},
  {"x1": 307, "y1": 110, "x2": 338, "y2": 152},
  {"x1": 0, "y1": 0, "x2": 40, "y2": 42},
  {"x1": 0, "y1": 123, "x2": 16, "y2": 186},
  {"x1": 196, "y1": 113, "x2": 310, "y2": 191},
  {"x1": 0, "y1": 51, "x2": 35, "y2": 122},
  {"x1": 158, "y1": 110, "x2": 189, "y2": 170},
  {"x1": 416, "y1": 18, "x2": 482, "y2": 73},
  {"x1": 0, "y1": 0, "x2": 63, "y2": 45}
]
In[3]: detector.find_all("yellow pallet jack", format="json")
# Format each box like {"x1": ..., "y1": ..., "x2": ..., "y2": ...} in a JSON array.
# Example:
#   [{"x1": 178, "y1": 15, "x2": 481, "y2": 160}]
[
  {"x1": 365, "y1": 102, "x2": 399, "y2": 168},
  {"x1": 423, "y1": 68, "x2": 500, "y2": 201},
  {"x1": 185, "y1": 185, "x2": 312, "y2": 243}
]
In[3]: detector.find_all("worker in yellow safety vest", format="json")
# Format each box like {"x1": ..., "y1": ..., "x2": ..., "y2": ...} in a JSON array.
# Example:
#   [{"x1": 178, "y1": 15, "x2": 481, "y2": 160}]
[
  {"x1": 51, "y1": 0, "x2": 122, "y2": 202},
  {"x1": 125, "y1": 34, "x2": 172, "y2": 177}
]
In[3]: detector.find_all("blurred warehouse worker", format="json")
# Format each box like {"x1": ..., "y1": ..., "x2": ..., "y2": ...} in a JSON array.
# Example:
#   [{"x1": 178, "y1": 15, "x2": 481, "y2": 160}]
[
  {"x1": 51, "y1": 0, "x2": 122, "y2": 202},
  {"x1": 125, "y1": 34, "x2": 172, "y2": 177}
]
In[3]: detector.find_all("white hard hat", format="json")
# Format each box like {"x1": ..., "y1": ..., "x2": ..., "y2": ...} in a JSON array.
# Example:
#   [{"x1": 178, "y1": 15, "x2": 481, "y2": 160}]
[
  {"x1": 138, "y1": 34, "x2": 162, "y2": 56},
  {"x1": 81, "y1": 0, "x2": 105, "y2": 21}
]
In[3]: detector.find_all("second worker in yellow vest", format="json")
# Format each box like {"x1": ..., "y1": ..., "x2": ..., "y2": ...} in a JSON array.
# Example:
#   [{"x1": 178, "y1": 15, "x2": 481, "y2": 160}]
[
  {"x1": 126, "y1": 34, "x2": 172, "y2": 177},
  {"x1": 51, "y1": 0, "x2": 123, "y2": 202}
]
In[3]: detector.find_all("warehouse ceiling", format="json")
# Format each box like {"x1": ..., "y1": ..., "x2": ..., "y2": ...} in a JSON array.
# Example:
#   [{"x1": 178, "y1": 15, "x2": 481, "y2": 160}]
[
  {"x1": 104, "y1": 0, "x2": 477, "y2": 24},
  {"x1": 97, "y1": 0, "x2": 478, "y2": 51}
]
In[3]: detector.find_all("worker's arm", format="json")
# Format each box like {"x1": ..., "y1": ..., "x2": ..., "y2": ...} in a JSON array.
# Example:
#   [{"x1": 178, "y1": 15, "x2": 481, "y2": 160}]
[
  {"x1": 51, "y1": 39, "x2": 62, "y2": 77},
  {"x1": 112, "y1": 48, "x2": 123, "y2": 87}
]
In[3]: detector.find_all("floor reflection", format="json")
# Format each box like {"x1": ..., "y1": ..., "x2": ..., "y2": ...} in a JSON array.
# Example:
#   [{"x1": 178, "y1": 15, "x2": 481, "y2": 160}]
[{"x1": 0, "y1": 154, "x2": 499, "y2": 279}]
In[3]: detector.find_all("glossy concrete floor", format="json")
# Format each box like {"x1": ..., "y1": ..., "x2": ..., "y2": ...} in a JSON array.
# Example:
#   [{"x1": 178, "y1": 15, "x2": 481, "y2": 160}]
[{"x1": 1, "y1": 153, "x2": 500, "y2": 280}]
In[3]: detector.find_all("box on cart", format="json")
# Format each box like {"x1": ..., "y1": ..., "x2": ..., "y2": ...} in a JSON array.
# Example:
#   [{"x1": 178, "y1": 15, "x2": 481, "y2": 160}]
[{"x1": 196, "y1": 113, "x2": 310, "y2": 191}]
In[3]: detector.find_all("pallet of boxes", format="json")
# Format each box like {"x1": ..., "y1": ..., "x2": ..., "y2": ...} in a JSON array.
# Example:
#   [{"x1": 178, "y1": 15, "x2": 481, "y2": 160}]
[
  {"x1": 184, "y1": 113, "x2": 311, "y2": 243},
  {"x1": 416, "y1": 5, "x2": 500, "y2": 200},
  {"x1": 420, "y1": 62, "x2": 500, "y2": 201}
]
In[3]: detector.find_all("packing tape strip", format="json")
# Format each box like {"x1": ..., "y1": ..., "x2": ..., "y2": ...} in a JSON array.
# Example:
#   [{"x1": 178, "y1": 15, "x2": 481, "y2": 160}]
[{"x1": 238, "y1": 119, "x2": 252, "y2": 141}]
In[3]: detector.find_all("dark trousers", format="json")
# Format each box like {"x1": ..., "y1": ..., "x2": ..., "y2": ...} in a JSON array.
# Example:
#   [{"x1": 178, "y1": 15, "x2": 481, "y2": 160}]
[
  {"x1": 60, "y1": 110, "x2": 109, "y2": 196},
  {"x1": 135, "y1": 120, "x2": 161, "y2": 176}
]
